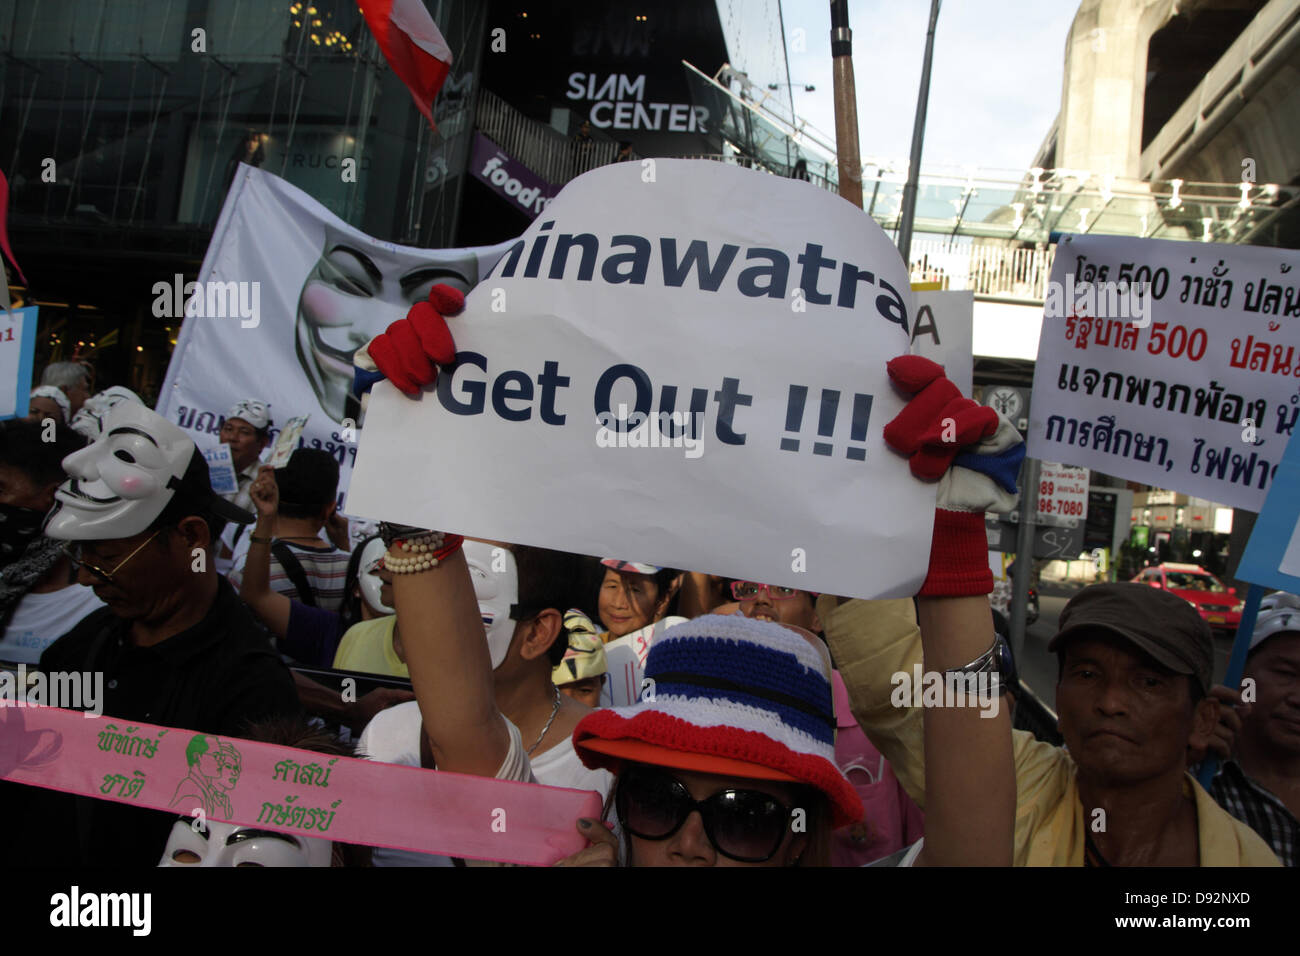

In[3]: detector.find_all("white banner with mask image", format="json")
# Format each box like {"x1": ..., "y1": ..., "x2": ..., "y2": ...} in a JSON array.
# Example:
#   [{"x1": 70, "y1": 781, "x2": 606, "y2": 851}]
[
  {"x1": 348, "y1": 160, "x2": 936, "y2": 599},
  {"x1": 156, "y1": 165, "x2": 512, "y2": 507}
]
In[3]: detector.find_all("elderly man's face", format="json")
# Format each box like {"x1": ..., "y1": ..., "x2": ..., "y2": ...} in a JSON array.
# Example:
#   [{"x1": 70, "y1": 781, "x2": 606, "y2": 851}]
[
  {"x1": 1056, "y1": 632, "x2": 1213, "y2": 786},
  {"x1": 72, "y1": 528, "x2": 189, "y2": 621},
  {"x1": 295, "y1": 237, "x2": 478, "y2": 421},
  {"x1": 1243, "y1": 633, "x2": 1300, "y2": 757}
]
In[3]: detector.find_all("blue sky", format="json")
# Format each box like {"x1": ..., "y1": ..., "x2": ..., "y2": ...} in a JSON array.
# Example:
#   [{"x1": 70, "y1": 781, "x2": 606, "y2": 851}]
[{"x1": 774, "y1": 1, "x2": 1079, "y2": 172}]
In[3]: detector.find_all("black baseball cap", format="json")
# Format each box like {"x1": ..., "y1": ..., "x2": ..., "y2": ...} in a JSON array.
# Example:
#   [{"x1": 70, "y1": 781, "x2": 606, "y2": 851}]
[{"x1": 1048, "y1": 582, "x2": 1213, "y2": 694}]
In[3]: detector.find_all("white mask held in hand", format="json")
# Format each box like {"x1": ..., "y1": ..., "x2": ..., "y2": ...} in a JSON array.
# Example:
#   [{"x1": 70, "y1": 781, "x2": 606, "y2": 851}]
[
  {"x1": 158, "y1": 818, "x2": 332, "y2": 867},
  {"x1": 358, "y1": 537, "x2": 393, "y2": 615},
  {"x1": 463, "y1": 540, "x2": 519, "y2": 670}
]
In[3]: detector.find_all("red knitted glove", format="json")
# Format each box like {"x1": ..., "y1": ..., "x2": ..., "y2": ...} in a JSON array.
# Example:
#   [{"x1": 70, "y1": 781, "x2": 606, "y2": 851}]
[
  {"x1": 367, "y1": 284, "x2": 465, "y2": 395},
  {"x1": 919, "y1": 511, "x2": 994, "y2": 597},
  {"x1": 884, "y1": 355, "x2": 1002, "y2": 598},
  {"x1": 882, "y1": 356, "x2": 998, "y2": 479}
]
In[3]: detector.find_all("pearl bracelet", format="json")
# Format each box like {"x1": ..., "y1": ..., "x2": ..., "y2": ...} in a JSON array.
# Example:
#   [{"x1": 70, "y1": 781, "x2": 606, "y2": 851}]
[
  {"x1": 384, "y1": 534, "x2": 464, "y2": 575},
  {"x1": 394, "y1": 531, "x2": 446, "y2": 553}
]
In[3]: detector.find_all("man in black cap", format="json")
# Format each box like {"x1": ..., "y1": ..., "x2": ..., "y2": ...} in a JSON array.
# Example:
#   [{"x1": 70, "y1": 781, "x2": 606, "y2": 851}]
[
  {"x1": 20, "y1": 402, "x2": 300, "y2": 866},
  {"x1": 1044, "y1": 583, "x2": 1277, "y2": 865},
  {"x1": 824, "y1": 582, "x2": 1280, "y2": 865}
]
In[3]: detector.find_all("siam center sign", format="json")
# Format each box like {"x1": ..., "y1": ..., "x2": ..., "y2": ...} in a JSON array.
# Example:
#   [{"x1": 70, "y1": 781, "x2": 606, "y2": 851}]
[{"x1": 566, "y1": 71, "x2": 710, "y2": 133}]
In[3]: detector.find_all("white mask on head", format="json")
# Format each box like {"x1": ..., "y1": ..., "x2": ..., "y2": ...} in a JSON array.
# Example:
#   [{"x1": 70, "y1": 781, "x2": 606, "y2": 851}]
[
  {"x1": 358, "y1": 537, "x2": 393, "y2": 615},
  {"x1": 45, "y1": 402, "x2": 194, "y2": 542},
  {"x1": 158, "y1": 818, "x2": 332, "y2": 867},
  {"x1": 463, "y1": 540, "x2": 520, "y2": 670}
]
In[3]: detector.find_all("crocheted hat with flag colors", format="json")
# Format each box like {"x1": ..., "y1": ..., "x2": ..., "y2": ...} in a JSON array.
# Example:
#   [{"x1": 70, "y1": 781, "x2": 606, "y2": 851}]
[{"x1": 573, "y1": 614, "x2": 863, "y2": 828}]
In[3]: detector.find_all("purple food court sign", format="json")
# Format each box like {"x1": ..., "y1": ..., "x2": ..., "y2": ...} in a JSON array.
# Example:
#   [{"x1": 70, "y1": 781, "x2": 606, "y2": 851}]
[{"x1": 469, "y1": 133, "x2": 559, "y2": 220}]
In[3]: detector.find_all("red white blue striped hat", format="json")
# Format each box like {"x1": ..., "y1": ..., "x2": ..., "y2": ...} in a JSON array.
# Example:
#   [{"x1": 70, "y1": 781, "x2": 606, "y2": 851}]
[{"x1": 573, "y1": 614, "x2": 862, "y2": 828}]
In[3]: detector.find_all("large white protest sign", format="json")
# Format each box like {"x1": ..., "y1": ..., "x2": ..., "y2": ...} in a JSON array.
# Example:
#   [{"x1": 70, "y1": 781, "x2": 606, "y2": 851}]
[
  {"x1": 349, "y1": 159, "x2": 935, "y2": 599},
  {"x1": 1028, "y1": 235, "x2": 1300, "y2": 511},
  {"x1": 157, "y1": 165, "x2": 511, "y2": 507},
  {"x1": 910, "y1": 290, "x2": 973, "y2": 396}
]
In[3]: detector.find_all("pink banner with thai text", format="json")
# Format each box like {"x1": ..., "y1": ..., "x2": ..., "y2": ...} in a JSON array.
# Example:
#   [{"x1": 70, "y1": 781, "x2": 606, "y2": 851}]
[{"x1": 0, "y1": 704, "x2": 599, "y2": 866}]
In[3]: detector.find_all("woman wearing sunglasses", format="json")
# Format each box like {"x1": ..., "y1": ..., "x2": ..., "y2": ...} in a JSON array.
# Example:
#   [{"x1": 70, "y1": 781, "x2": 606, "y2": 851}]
[
  {"x1": 557, "y1": 586, "x2": 1014, "y2": 866},
  {"x1": 566, "y1": 614, "x2": 849, "y2": 866}
]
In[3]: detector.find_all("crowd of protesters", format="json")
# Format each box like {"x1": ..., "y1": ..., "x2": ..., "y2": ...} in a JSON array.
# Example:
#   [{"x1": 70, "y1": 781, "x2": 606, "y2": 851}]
[{"x1": 0, "y1": 289, "x2": 1295, "y2": 868}]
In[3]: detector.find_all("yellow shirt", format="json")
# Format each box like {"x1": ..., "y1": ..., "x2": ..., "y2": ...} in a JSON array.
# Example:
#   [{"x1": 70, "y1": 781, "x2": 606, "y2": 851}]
[
  {"x1": 332, "y1": 616, "x2": 407, "y2": 679},
  {"x1": 818, "y1": 595, "x2": 1281, "y2": 867}
]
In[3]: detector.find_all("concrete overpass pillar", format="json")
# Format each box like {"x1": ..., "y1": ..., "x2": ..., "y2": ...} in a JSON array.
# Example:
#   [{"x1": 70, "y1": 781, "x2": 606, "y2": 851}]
[{"x1": 1058, "y1": 0, "x2": 1170, "y2": 178}]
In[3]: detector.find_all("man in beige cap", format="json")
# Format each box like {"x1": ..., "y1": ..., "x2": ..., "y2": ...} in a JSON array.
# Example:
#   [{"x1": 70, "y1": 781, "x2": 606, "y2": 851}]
[{"x1": 826, "y1": 582, "x2": 1280, "y2": 865}]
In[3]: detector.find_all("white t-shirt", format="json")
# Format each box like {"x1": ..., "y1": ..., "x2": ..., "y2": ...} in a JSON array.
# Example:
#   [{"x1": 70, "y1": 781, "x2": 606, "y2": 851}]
[
  {"x1": 530, "y1": 732, "x2": 615, "y2": 797},
  {"x1": 358, "y1": 701, "x2": 612, "y2": 866},
  {"x1": 0, "y1": 586, "x2": 105, "y2": 664}
]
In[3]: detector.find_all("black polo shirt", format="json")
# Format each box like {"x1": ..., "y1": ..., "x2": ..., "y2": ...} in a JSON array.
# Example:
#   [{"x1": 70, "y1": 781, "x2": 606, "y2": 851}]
[{"x1": 14, "y1": 575, "x2": 301, "y2": 867}]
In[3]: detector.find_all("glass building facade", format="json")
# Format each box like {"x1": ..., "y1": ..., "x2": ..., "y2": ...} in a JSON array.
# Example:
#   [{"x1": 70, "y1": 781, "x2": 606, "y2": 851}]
[{"x1": 0, "y1": 0, "x2": 488, "y2": 399}]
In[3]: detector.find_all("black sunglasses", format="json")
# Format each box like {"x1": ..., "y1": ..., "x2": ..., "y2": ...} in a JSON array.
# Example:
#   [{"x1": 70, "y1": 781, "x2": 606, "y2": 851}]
[{"x1": 615, "y1": 765, "x2": 797, "y2": 863}]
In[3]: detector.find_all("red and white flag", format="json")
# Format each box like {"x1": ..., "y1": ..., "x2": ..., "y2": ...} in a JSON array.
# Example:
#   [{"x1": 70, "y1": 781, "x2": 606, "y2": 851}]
[
  {"x1": 0, "y1": 170, "x2": 28, "y2": 311},
  {"x1": 356, "y1": 0, "x2": 453, "y2": 130}
]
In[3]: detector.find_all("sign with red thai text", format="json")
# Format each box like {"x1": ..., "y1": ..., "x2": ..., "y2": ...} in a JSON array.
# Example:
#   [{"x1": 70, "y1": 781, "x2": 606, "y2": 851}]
[{"x1": 1028, "y1": 234, "x2": 1300, "y2": 510}]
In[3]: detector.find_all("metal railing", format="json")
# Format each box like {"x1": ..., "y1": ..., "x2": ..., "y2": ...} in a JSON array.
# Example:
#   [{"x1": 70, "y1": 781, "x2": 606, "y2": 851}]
[
  {"x1": 664, "y1": 155, "x2": 1060, "y2": 302},
  {"x1": 475, "y1": 88, "x2": 621, "y2": 186},
  {"x1": 907, "y1": 238, "x2": 1054, "y2": 301}
]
